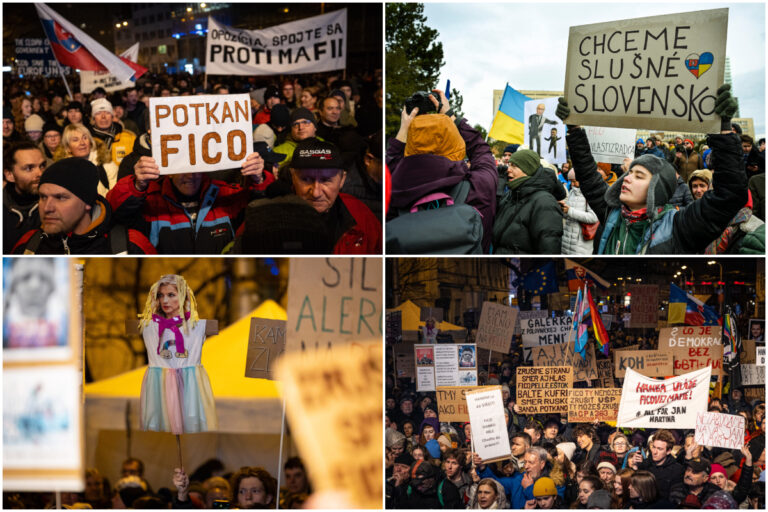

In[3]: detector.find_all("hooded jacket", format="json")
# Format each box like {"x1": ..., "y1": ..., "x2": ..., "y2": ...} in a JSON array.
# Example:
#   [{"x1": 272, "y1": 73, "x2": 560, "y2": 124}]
[
  {"x1": 568, "y1": 127, "x2": 747, "y2": 254},
  {"x1": 636, "y1": 454, "x2": 685, "y2": 502},
  {"x1": 466, "y1": 478, "x2": 509, "y2": 509},
  {"x1": 492, "y1": 167, "x2": 564, "y2": 254},
  {"x1": 387, "y1": 118, "x2": 498, "y2": 253},
  {"x1": 12, "y1": 196, "x2": 155, "y2": 254},
  {"x1": 674, "y1": 147, "x2": 704, "y2": 182},
  {"x1": 3, "y1": 186, "x2": 40, "y2": 254},
  {"x1": 561, "y1": 185, "x2": 598, "y2": 255}
]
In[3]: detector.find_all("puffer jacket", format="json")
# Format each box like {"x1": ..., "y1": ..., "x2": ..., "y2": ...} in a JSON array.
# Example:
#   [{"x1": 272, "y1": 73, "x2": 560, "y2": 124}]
[
  {"x1": 466, "y1": 478, "x2": 509, "y2": 509},
  {"x1": 561, "y1": 186, "x2": 598, "y2": 255},
  {"x1": 492, "y1": 167, "x2": 563, "y2": 254},
  {"x1": 3, "y1": 187, "x2": 40, "y2": 254}
]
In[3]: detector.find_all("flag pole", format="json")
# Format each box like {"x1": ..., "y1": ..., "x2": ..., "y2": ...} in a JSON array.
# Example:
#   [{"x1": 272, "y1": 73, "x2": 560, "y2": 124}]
[{"x1": 52, "y1": 59, "x2": 74, "y2": 101}]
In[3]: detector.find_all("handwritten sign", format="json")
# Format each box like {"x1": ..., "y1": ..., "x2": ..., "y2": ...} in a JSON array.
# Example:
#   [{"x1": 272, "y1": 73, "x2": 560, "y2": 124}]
[
  {"x1": 414, "y1": 344, "x2": 478, "y2": 392},
  {"x1": 244, "y1": 318, "x2": 285, "y2": 379},
  {"x1": 616, "y1": 366, "x2": 711, "y2": 429},
  {"x1": 532, "y1": 341, "x2": 597, "y2": 382},
  {"x1": 564, "y1": 9, "x2": 729, "y2": 132},
  {"x1": 568, "y1": 388, "x2": 623, "y2": 423},
  {"x1": 671, "y1": 345, "x2": 723, "y2": 376},
  {"x1": 521, "y1": 311, "x2": 572, "y2": 362},
  {"x1": 150, "y1": 94, "x2": 253, "y2": 174},
  {"x1": 516, "y1": 366, "x2": 573, "y2": 414},
  {"x1": 394, "y1": 343, "x2": 415, "y2": 379},
  {"x1": 658, "y1": 326, "x2": 721, "y2": 349},
  {"x1": 475, "y1": 302, "x2": 518, "y2": 354},
  {"x1": 628, "y1": 285, "x2": 659, "y2": 328},
  {"x1": 466, "y1": 386, "x2": 512, "y2": 463},
  {"x1": 740, "y1": 364, "x2": 766, "y2": 386},
  {"x1": 515, "y1": 310, "x2": 547, "y2": 335},
  {"x1": 596, "y1": 359, "x2": 614, "y2": 387},
  {"x1": 695, "y1": 412, "x2": 745, "y2": 450},
  {"x1": 287, "y1": 258, "x2": 381, "y2": 353},
  {"x1": 583, "y1": 126, "x2": 637, "y2": 164},
  {"x1": 614, "y1": 350, "x2": 673, "y2": 378},
  {"x1": 276, "y1": 342, "x2": 381, "y2": 508},
  {"x1": 758, "y1": 346, "x2": 766, "y2": 366},
  {"x1": 436, "y1": 386, "x2": 477, "y2": 422}
]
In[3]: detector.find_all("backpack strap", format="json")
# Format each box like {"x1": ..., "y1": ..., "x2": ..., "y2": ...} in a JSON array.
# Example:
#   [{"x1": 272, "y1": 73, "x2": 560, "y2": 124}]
[
  {"x1": 22, "y1": 231, "x2": 45, "y2": 255},
  {"x1": 110, "y1": 224, "x2": 129, "y2": 255},
  {"x1": 450, "y1": 178, "x2": 471, "y2": 205}
]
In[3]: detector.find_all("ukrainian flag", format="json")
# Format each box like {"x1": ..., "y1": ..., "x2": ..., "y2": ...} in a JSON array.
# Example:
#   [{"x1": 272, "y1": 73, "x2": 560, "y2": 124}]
[{"x1": 488, "y1": 85, "x2": 531, "y2": 144}]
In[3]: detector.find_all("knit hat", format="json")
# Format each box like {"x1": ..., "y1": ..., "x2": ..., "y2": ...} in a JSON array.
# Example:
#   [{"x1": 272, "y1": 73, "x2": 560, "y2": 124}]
[
  {"x1": 586, "y1": 489, "x2": 612, "y2": 509},
  {"x1": 503, "y1": 144, "x2": 519, "y2": 154},
  {"x1": 604, "y1": 153, "x2": 677, "y2": 217},
  {"x1": 683, "y1": 139, "x2": 694, "y2": 147},
  {"x1": 394, "y1": 452, "x2": 414, "y2": 467},
  {"x1": 437, "y1": 434, "x2": 452, "y2": 450},
  {"x1": 507, "y1": 149, "x2": 540, "y2": 176},
  {"x1": 66, "y1": 101, "x2": 84, "y2": 113},
  {"x1": 405, "y1": 114, "x2": 466, "y2": 161},
  {"x1": 532, "y1": 477, "x2": 557, "y2": 497},
  {"x1": 420, "y1": 417, "x2": 440, "y2": 436},
  {"x1": 270, "y1": 104, "x2": 291, "y2": 129},
  {"x1": 39, "y1": 157, "x2": 99, "y2": 206},
  {"x1": 90, "y1": 98, "x2": 113, "y2": 115},
  {"x1": 556, "y1": 442, "x2": 576, "y2": 461},
  {"x1": 688, "y1": 169, "x2": 713, "y2": 187},
  {"x1": 291, "y1": 138, "x2": 344, "y2": 170},
  {"x1": 710, "y1": 463, "x2": 727, "y2": 478},
  {"x1": 596, "y1": 461, "x2": 617, "y2": 474},
  {"x1": 3, "y1": 107, "x2": 13, "y2": 120},
  {"x1": 385, "y1": 428, "x2": 406, "y2": 449},
  {"x1": 250, "y1": 87, "x2": 266, "y2": 105},
  {"x1": 43, "y1": 120, "x2": 62, "y2": 136},
  {"x1": 636, "y1": 138, "x2": 644, "y2": 145},
  {"x1": 702, "y1": 490, "x2": 738, "y2": 509},
  {"x1": 264, "y1": 85, "x2": 280, "y2": 101},
  {"x1": 290, "y1": 107, "x2": 316, "y2": 127},
  {"x1": 24, "y1": 114, "x2": 45, "y2": 132},
  {"x1": 424, "y1": 439, "x2": 441, "y2": 459}
]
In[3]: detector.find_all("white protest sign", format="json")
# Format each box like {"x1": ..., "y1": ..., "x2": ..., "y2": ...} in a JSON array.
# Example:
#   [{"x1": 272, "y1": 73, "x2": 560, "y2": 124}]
[
  {"x1": 741, "y1": 364, "x2": 766, "y2": 386},
  {"x1": 80, "y1": 43, "x2": 140, "y2": 94},
  {"x1": 616, "y1": 366, "x2": 710, "y2": 429},
  {"x1": 583, "y1": 126, "x2": 637, "y2": 164},
  {"x1": 206, "y1": 10, "x2": 346, "y2": 76},
  {"x1": 524, "y1": 97, "x2": 566, "y2": 165},
  {"x1": 564, "y1": 9, "x2": 728, "y2": 132},
  {"x1": 150, "y1": 94, "x2": 253, "y2": 174},
  {"x1": 757, "y1": 346, "x2": 766, "y2": 366},
  {"x1": 475, "y1": 301, "x2": 518, "y2": 354},
  {"x1": 415, "y1": 344, "x2": 478, "y2": 392},
  {"x1": 695, "y1": 412, "x2": 745, "y2": 450},
  {"x1": 287, "y1": 258, "x2": 381, "y2": 353},
  {"x1": 465, "y1": 386, "x2": 512, "y2": 463}
]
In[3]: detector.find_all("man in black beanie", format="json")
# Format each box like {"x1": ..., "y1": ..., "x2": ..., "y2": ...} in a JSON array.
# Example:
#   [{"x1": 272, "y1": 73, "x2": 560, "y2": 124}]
[
  {"x1": 12, "y1": 157, "x2": 155, "y2": 254},
  {"x1": 274, "y1": 107, "x2": 319, "y2": 174}
]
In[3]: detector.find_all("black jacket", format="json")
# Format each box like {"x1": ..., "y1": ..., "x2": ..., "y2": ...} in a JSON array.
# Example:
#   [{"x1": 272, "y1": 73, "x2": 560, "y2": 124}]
[
  {"x1": 669, "y1": 481, "x2": 721, "y2": 507},
  {"x1": 492, "y1": 167, "x2": 564, "y2": 254},
  {"x1": 637, "y1": 454, "x2": 685, "y2": 502},
  {"x1": 3, "y1": 186, "x2": 40, "y2": 254},
  {"x1": 392, "y1": 478, "x2": 463, "y2": 509}
]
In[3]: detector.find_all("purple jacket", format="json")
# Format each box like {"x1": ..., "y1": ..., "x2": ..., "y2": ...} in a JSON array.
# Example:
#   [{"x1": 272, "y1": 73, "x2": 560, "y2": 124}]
[{"x1": 387, "y1": 119, "x2": 498, "y2": 252}]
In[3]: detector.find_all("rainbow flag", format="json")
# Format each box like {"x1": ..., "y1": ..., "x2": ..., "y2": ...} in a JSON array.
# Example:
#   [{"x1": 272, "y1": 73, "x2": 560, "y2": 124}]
[
  {"x1": 488, "y1": 85, "x2": 530, "y2": 144},
  {"x1": 587, "y1": 286, "x2": 610, "y2": 357},
  {"x1": 572, "y1": 283, "x2": 590, "y2": 360},
  {"x1": 722, "y1": 309, "x2": 741, "y2": 368}
]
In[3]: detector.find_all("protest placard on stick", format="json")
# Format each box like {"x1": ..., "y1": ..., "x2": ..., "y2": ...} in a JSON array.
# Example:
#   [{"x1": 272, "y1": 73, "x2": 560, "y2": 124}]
[
  {"x1": 466, "y1": 386, "x2": 512, "y2": 463},
  {"x1": 516, "y1": 366, "x2": 573, "y2": 414},
  {"x1": 628, "y1": 285, "x2": 659, "y2": 328},
  {"x1": 596, "y1": 359, "x2": 615, "y2": 387},
  {"x1": 568, "y1": 388, "x2": 622, "y2": 423},
  {"x1": 614, "y1": 350, "x2": 673, "y2": 378},
  {"x1": 245, "y1": 318, "x2": 285, "y2": 379},
  {"x1": 694, "y1": 412, "x2": 745, "y2": 450},
  {"x1": 475, "y1": 302, "x2": 518, "y2": 354},
  {"x1": 671, "y1": 345, "x2": 723, "y2": 376},
  {"x1": 532, "y1": 341, "x2": 597, "y2": 382},
  {"x1": 658, "y1": 326, "x2": 721, "y2": 349}
]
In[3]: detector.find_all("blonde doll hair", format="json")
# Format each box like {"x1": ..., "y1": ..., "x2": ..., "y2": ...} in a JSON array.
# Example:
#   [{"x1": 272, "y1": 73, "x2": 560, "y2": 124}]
[{"x1": 139, "y1": 274, "x2": 199, "y2": 334}]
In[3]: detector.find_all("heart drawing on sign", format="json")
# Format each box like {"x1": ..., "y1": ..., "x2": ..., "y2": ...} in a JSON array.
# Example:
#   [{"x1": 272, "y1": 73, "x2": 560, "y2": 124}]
[{"x1": 685, "y1": 52, "x2": 714, "y2": 78}]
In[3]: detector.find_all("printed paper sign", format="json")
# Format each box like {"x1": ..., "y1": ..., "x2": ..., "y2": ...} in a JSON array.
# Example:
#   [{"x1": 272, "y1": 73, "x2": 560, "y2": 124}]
[
  {"x1": 564, "y1": 9, "x2": 729, "y2": 132},
  {"x1": 614, "y1": 350, "x2": 673, "y2": 378},
  {"x1": 583, "y1": 126, "x2": 637, "y2": 164},
  {"x1": 658, "y1": 326, "x2": 721, "y2": 349},
  {"x1": 244, "y1": 318, "x2": 285, "y2": 379},
  {"x1": 287, "y1": 258, "x2": 381, "y2": 353},
  {"x1": 628, "y1": 285, "x2": 659, "y2": 328},
  {"x1": 415, "y1": 344, "x2": 478, "y2": 392},
  {"x1": 206, "y1": 10, "x2": 346, "y2": 76},
  {"x1": 465, "y1": 386, "x2": 512, "y2": 463},
  {"x1": 568, "y1": 388, "x2": 622, "y2": 423},
  {"x1": 475, "y1": 302, "x2": 518, "y2": 354},
  {"x1": 532, "y1": 341, "x2": 597, "y2": 382},
  {"x1": 740, "y1": 364, "x2": 766, "y2": 386},
  {"x1": 150, "y1": 94, "x2": 253, "y2": 174},
  {"x1": 524, "y1": 97, "x2": 566, "y2": 165},
  {"x1": 275, "y1": 342, "x2": 381, "y2": 508},
  {"x1": 616, "y1": 366, "x2": 711, "y2": 429},
  {"x1": 695, "y1": 412, "x2": 745, "y2": 449},
  {"x1": 516, "y1": 366, "x2": 573, "y2": 414},
  {"x1": 671, "y1": 344, "x2": 723, "y2": 376},
  {"x1": 436, "y1": 386, "x2": 477, "y2": 422}
]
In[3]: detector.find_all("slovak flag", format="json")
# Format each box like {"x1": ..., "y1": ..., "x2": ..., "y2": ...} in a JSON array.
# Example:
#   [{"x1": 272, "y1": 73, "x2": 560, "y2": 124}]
[{"x1": 35, "y1": 3, "x2": 141, "y2": 82}]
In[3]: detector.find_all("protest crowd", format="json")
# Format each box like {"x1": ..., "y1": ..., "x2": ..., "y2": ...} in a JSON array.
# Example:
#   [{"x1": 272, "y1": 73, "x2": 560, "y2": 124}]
[{"x1": 3, "y1": 68, "x2": 383, "y2": 255}]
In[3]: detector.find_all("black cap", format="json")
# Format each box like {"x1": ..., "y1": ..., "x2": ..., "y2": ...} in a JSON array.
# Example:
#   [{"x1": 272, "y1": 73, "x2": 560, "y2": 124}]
[
  {"x1": 290, "y1": 107, "x2": 316, "y2": 127},
  {"x1": 270, "y1": 104, "x2": 291, "y2": 129},
  {"x1": 43, "y1": 120, "x2": 63, "y2": 136},
  {"x1": 264, "y1": 85, "x2": 280, "y2": 100},
  {"x1": 253, "y1": 141, "x2": 286, "y2": 165},
  {"x1": 686, "y1": 457, "x2": 712, "y2": 475},
  {"x1": 291, "y1": 138, "x2": 344, "y2": 170},
  {"x1": 66, "y1": 101, "x2": 84, "y2": 112},
  {"x1": 39, "y1": 157, "x2": 99, "y2": 206}
]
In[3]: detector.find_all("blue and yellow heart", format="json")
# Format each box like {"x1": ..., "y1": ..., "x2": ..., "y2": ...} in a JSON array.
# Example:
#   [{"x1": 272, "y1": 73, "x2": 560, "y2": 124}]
[{"x1": 685, "y1": 52, "x2": 714, "y2": 78}]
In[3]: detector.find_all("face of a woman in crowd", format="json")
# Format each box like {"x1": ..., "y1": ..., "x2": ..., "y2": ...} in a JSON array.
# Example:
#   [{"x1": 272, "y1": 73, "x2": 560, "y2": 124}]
[
  {"x1": 412, "y1": 447, "x2": 425, "y2": 460},
  {"x1": 535, "y1": 495, "x2": 555, "y2": 509},
  {"x1": 237, "y1": 477, "x2": 270, "y2": 507},
  {"x1": 614, "y1": 475, "x2": 623, "y2": 496},
  {"x1": 68, "y1": 130, "x2": 91, "y2": 157},
  {"x1": 67, "y1": 108, "x2": 83, "y2": 124},
  {"x1": 464, "y1": 424, "x2": 471, "y2": 438},
  {"x1": 422, "y1": 425, "x2": 435, "y2": 441},
  {"x1": 403, "y1": 423, "x2": 413, "y2": 438},
  {"x1": 577, "y1": 481, "x2": 595, "y2": 505},
  {"x1": 84, "y1": 474, "x2": 103, "y2": 501},
  {"x1": 629, "y1": 483, "x2": 639, "y2": 499},
  {"x1": 476, "y1": 484, "x2": 497, "y2": 509},
  {"x1": 420, "y1": 397, "x2": 431, "y2": 410},
  {"x1": 710, "y1": 472, "x2": 727, "y2": 489},
  {"x1": 423, "y1": 408, "x2": 437, "y2": 419},
  {"x1": 301, "y1": 91, "x2": 315, "y2": 109},
  {"x1": 612, "y1": 437, "x2": 629, "y2": 455},
  {"x1": 619, "y1": 165, "x2": 651, "y2": 210},
  {"x1": 21, "y1": 98, "x2": 32, "y2": 117},
  {"x1": 576, "y1": 433, "x2": 592, "y2": 450},
  {"x1": 157, "y1": 283, "x2": 181, "y2": 318}
]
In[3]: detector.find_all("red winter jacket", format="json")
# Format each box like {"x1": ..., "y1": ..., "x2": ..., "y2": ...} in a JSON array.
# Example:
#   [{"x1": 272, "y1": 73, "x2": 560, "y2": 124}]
[{"x1": 333, "y1": 193, "x2": 382, "y2": 254}]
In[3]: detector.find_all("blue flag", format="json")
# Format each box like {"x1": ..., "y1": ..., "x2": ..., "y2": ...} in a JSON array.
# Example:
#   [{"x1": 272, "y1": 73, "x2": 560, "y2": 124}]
[{"x1": 524, "y1": 261, "x2": 559, "y2": 295}]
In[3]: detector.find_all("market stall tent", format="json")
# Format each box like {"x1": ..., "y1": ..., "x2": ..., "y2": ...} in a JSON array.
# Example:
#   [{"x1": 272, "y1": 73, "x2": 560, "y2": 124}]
[
  {"x1": 84, "y1": 300, "x2": 288, "y2": 490},
  {"x1": 392, "y1": 300, "x2": 467, "y2": 341}
]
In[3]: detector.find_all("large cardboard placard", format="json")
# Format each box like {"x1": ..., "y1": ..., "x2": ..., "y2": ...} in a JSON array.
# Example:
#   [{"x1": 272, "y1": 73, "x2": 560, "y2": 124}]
[
  {"x1": 564, "y1": 9, "x2": 728, "y2": 132},
  {"x1": 244, "y1": 318, "x2": 285, "y2": 379},
  {"x1": 150, "y1": 94, "x2": 253, "y2": 174},
  {"x1": 414, "y1": 344, "x2": 478, "y2": 392},
  {"x1": 475, "y1": 302, "x2": 518, "y2": 354},
  {"x1": 436, "y1": 386, "x2": 478, "y2": 422},
  {"x1": 740, "y1": 364, "x2": 766, "y2": 386},
  {"x1": 276, "y1": 342, "x2": 381, "y2": 508},
  {"x1": 568, "y1": 388, "x2": 623, "y2": 423},
  {"x1": 206, "y1": 10, "x2": 347, "y2": 76},
  {"x1": 671, "y1": 345, "x2": 723, "y2": 376},
  {"x1": 532, "y1": 341, "x2": 598, "y2": 382},
  {"x1": 744, "y1": 386, "x2": 765, "y2": 403},
  {"x1": 658, "y1": 326, "x2": 721, "y2": 349},
  {"x1": 628, "y1": 285, "x2": 659, "y2": 328},
  {"x1": 614, "y1": 350, "x2": 673, "y2": 378},
  {"x1": 521, "y1": 311, "x2": 572, "y2": 362},
  {"x1": 465, "y1": 386, "x2": 512, "y2": 463},
  {"x1": 287, "y1": 258, "x2": 381, "y2": 353},
  {"x1": 616, "y1": 366, "x2": 711, "y2": 429},
  {"x1": 516, "y1": 366, "x2": 573, "y2": 414},
  {"x1": 583, "y1": 126, "x2": 637, "y2": 164},
  {"x1": 596, "y1": 359, "x2": 615, "y2": 387},
  {"x1": 694, "y1": 412, "x2": 745, "y2": 450},
  {"x1": 394, "y1": 343, "x2": 415, "y2": 379},
  {"x1": 741, "y1": 339, "x2": 757, "y2": 364}
]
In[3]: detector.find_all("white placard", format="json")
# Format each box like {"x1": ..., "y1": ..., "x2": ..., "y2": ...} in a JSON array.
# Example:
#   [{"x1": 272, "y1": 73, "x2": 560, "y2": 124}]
[
  {"x1": 741, "y1": 364, "x2": 766, "y2": 386},
  {"x1": 465, "y1": 386, "x2": 512, "y2": 463},
  {"x1": 583, "y1": 126, "x2": 637, "y2": 164},
  {"x1": 694, "y1": 412, "x2": 745, "y2": 450},
  {"x1": 80, "y1": 43, "x2": 140, "y2": 94},
  {"x1": 757, "y1": 346, "x2": 766, "y2": 366},
  {"x1": 414, "y1": 343, "x2": 478, "y2": 392},
  {"x1": 524, "y1": 97, "x2": 566, "y2": 165}
]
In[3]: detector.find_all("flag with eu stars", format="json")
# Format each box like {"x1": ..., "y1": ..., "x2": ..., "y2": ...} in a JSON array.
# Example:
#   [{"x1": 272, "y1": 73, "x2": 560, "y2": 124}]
[{"x1": 523, "y1": 261, "x2": 559, "y2": 295}]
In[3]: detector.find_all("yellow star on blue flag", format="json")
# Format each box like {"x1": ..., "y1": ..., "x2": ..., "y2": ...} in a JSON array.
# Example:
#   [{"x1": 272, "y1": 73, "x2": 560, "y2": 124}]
[{"x1": 523, "y1": 262, "x2": 559, "y2": 295}]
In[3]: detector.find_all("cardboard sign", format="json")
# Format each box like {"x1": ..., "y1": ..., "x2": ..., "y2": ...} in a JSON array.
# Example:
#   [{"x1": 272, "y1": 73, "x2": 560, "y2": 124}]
[
  {"x1": 695, "y1": 412, "x2": 745, "y2": 450},
  {"x1": 532, "y1": 341, "x2": 597, "y2": 382},
  {"x1": 628, "y1": 285, "x2": 659, "y2": 328},
  {"x1": 596, "y1": 359, "x2": 615, "y2": 387},
  {"x1": 465, "y1": 386, "x2": 512, "y2": 463},
  {"x1": 287, "y1": 258, "x2": 381, "y2": 353},
  {"x1": 386, "y1": 310, "x2": 402, "y2": 345},
  {"x1": 515, "y1": 310, "x2": 548, "y2": 335},
  {"x1": 744, "y1": 386, "x2": 766, "y2": 403},
  {"x1": 671, "y1": 345, "x2": 723, "y2": 376},
  {"x1": 568, "y1": 388, "x2": 623, "y2": 423},
  {"x1": 564, "y1": 9, "x2": 728, "y2": 132},
  {"x1": 394, "y1": 343, "x2": 415, "y2": 379},
  {"x1": 150, "y1": 94, "x2": 253, "y2": 174},
  {"x1": 436, "y1": 386, "x2": 477, "y2": 422},
  {"x1": 741, "y1": 339, "x2": 757, "y2": 365},
  {"x1": 583, "y1": 126, "x2": 637, "y2": 164},
  {"x1": 658, "y1": 326, "x2": 721, "y2": 349},
  {"x1": 740, "y1": 364, "x2": 766, "y2": 386},
  {"x1": 516, "y1": 366, "x2": 573, "y2": 414},
  {"x1": 475, "y1": 302, "x2": 518, "y2": 354},
  {"x1": 521, "y1": 311, "x2": 572, "y2": 362},
  {"x1": 206, "y1": 10, "x2": 347, "y2": 76},
  {"x1": 415, "y1": 343, "x2": 478, "y2": 392},
  {"x1": 420, "y1": 307, "x2": 444, "y2": 323},
  {"x1": 244, "y1": 318, "x2": 285, "y2": 379},
  {"x1": 614, "y1": 350, "x2": 673, "y2": 378},
  {"x1": 616, "y1": 366, "x2": 711, "y2": 429},
  {"x1": 275, "y1": 342, "x2": 381, "y2": 508}
]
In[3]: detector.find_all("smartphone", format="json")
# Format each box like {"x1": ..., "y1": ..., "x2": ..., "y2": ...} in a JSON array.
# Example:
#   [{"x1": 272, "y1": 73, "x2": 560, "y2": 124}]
[{"x1": 212, "y1": 500, "x2": 230, "y2": 509}]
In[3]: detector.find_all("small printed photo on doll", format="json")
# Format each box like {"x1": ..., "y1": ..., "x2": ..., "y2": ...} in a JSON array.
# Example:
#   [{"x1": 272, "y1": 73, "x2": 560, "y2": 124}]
[{"x1": 3, "y1": 257, "x2": 383, "y2": 509}]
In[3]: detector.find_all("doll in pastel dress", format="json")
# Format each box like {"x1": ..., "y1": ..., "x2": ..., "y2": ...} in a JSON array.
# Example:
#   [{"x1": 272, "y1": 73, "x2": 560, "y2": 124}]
[{"x1": 139, "y1": 274, "x2": 217, "y2": 434}]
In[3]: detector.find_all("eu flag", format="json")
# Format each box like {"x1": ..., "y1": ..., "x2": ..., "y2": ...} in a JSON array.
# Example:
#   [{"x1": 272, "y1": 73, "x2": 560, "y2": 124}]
[{"x1": 523, "y1": 261, "x2": 559, "y2": 295}]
